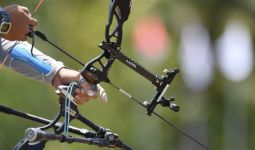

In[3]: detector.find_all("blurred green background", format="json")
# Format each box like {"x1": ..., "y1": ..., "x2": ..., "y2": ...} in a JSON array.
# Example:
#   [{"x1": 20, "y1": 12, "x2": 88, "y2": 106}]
[{"x1": 1, "y1": 0, "x2": 255, "y2": 150}]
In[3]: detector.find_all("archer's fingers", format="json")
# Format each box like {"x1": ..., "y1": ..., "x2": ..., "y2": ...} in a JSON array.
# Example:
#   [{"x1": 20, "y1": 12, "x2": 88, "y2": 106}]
[
  {"x1": 78, "y1": 79, "x2": 90, "y2": 91},
  {"x1": 97, "y1": 84, "x2": 108, "y2": 103},
  {"x1": 75, "y1": 88, "x2": 81, "y2": 94},
  {"x1": 75, "y1": 95, "x2": 89, "y2": 105},
  {"x1": 87, "y1": 90, "x2": 97, "y2": 99}
]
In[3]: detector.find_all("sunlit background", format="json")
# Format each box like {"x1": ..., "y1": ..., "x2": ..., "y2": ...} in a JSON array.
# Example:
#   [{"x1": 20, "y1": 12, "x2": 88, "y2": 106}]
[{"x1": 1, "y1": 0, "x2": 255, "y2": 150}]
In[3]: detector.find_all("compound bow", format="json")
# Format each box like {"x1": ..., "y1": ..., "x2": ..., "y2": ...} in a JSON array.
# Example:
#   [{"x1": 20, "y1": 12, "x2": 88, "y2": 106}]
[{"x1": 2, "y1": 0, "x2": 210, "y2": 149}]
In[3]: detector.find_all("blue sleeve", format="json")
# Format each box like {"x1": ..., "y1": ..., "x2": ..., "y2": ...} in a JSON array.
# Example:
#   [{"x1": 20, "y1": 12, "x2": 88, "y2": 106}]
[
  {"x1": 0, "y1": 39, "x2": 65, "y2": 84},
  {"x1": 10, "y1": 43, "x2": 52, "y2": 75}
]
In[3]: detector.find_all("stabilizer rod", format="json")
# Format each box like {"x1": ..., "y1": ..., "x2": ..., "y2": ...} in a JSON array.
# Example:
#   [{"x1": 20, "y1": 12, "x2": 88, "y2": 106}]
[{"x1": 0, "y1": 104, "x2": 96, "y2": 138}]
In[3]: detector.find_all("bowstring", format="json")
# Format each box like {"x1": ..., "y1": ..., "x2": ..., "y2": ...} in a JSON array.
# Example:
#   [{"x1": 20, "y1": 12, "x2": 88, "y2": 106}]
[
  {"x1": 0, "y1": 41, "x2": 18, "y2": 70},
  {"x1": 0, "y1": 54, "x2": 9, "y2": 70}
]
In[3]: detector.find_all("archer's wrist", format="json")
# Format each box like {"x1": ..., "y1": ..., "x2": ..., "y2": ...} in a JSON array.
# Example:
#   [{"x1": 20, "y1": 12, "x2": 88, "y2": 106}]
[
  {"x1": 52, "y1": 68, "x2": 81, "y2": 88},
  {"x1": 52, "y1": 67, "x2": 67, "y2": 88}
]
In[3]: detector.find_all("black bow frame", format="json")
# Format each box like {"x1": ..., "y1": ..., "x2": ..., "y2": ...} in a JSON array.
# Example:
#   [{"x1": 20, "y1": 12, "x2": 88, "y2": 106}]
[{"x1": 0, "y1": 1, "x2": 210, "y2": 150}]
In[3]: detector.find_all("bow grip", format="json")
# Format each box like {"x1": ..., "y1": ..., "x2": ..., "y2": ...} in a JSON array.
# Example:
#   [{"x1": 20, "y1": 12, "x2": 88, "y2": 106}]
[
  {"x1": 80, "y1": 66, "x2": 101, "y2": 85},
  {"x1": 80, "y1": 49, "x2": 112, "y2": 85},
  {"x1": 80, "y1": 64, "x2": 111, "y2": 85}
]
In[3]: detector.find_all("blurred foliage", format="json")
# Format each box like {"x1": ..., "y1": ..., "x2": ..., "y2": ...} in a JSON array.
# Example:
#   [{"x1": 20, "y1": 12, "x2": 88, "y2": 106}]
[{"x1": 0, "y1": 0, "x2": 255, "y2": 150}]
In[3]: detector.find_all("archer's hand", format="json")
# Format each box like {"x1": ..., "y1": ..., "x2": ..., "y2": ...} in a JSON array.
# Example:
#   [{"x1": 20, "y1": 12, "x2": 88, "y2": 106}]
[
  {"x1": 3, "y1": 4, "x2": 38, "y2": 41},
  {"x1": 52, "y1": 68, "x2": 107, "y2": 105}
]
